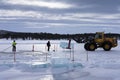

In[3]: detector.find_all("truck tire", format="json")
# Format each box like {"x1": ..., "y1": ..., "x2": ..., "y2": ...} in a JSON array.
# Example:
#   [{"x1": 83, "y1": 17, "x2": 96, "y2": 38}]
[
  {"x1": 88, "y1": 43, "x2": 97, "y2": 51},
  {"x1": 84, "y1": 43, "x2": 90, "y2": 51},
  {"x1": 103, "y1": 42, "x2": 112, "y2": 51}
]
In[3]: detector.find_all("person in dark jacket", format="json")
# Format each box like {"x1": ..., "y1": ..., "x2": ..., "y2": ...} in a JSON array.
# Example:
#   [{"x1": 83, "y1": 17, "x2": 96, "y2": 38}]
[{"x1": 47, "y1": 41, "x2": 51, "y2": 51}]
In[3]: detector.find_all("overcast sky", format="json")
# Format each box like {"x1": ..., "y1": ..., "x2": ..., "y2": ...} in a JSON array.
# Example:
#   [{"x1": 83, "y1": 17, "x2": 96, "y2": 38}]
[{"x1": 0, "y1": 0, "x2": 120, "y2": 34}]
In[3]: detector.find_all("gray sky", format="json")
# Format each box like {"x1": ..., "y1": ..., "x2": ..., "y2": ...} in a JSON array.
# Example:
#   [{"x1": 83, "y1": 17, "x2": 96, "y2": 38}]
[{"x1": 0, "y1": 0, "x2": 120, "y2": 34}]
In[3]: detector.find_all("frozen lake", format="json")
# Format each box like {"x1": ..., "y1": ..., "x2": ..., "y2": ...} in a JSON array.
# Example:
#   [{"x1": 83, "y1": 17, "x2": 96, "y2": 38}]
[{"x1": 0, "y1": 39, "x2": 120, "y2": 80}]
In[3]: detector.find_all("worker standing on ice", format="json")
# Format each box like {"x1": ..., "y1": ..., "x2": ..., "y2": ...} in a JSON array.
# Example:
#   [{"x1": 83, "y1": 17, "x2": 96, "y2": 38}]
[
  {"x1": 12, "y1": 40, "x2": 17, "y2": 52},
  {"x1": 47, "y1": 41, "x2": 51, "y2": 51}
]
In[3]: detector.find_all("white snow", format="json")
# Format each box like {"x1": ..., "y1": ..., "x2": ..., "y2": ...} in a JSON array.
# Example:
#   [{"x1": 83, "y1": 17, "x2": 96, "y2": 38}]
[{"x1": 0, "y1": 39, "x2": 120, "y2": 80}]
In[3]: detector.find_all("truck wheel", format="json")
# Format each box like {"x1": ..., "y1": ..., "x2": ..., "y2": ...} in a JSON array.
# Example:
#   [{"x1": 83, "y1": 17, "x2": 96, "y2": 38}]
[
  {"x1": 103, "y1": 42, "x2": 112, "y2": 51},
  {"x1": 84, "y1": 43, "x2": 90, "y2": 51},
  {"x1": 88, "y1": 43, "x2": 96, "y2": 51}
]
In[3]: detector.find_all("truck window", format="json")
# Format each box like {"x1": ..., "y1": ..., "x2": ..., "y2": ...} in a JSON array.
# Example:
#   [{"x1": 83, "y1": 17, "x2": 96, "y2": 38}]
[{"x1": 95, "y1": 34, "x2": 102, "y2": 39}]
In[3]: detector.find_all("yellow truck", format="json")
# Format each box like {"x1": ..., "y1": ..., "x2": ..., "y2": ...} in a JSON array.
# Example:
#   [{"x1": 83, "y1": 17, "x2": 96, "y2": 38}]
[{"x1": 84, "y1": 32, "x2": 118, "y2": 51}]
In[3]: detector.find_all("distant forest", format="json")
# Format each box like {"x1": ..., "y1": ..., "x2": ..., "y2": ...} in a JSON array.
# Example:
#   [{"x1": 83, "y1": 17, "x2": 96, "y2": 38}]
[{"x1": 0, "y1": 30, "x2": 120, "y2": 43}]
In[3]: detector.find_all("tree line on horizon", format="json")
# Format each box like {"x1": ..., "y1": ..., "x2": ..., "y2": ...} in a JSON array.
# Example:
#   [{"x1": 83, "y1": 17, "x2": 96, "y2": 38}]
[{"x1": 0, "y1": 30, "x2": 120, "y2": 43}]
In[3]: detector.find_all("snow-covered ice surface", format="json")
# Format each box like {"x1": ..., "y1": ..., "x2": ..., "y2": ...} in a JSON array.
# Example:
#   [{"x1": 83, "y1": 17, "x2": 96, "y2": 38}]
[{"x1": 0, "y1": 39, "x2": 120, "y2": 80}]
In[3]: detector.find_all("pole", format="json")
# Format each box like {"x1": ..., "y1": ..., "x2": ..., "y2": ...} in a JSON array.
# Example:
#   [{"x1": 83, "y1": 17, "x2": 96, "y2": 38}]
[
  {"x1": 53, "y1": 44, "x2": 55, "y2": 52},
  {"x1": 86, "y1": 51, "x2": 88, "y2": 61},
  {"x1": 32, "y1": 44, "x2": 34, "y2": 52},
  {"x1": 46, "y1": 52, "x2": 47, "y2": 61},
  {"x1": 70, "y1": 48, "x2": 71, "y2": 60},
  {"x1": 45, "y1": 45, "x2": 47, "y2": 51},
  {"x1": 14, "y1": 51, "x2": 16, "y2": 62},
  {"x1": 72, "y1": 45, "x2": 74, "y2": 61}
]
